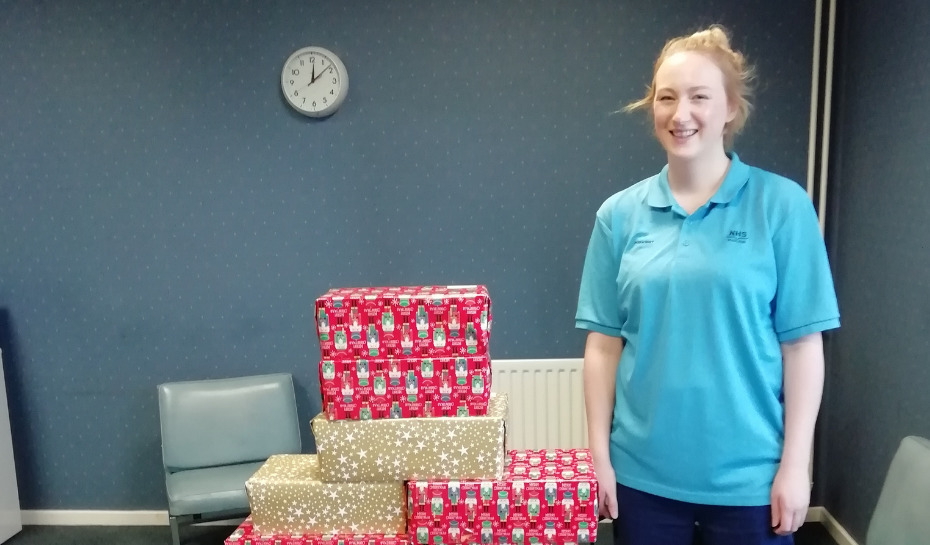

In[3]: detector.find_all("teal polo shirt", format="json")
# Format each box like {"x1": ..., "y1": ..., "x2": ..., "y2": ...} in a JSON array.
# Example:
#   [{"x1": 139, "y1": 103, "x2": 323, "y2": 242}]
[{"x1": 575, "y1": 153, "x2": 840, "y2": 506}]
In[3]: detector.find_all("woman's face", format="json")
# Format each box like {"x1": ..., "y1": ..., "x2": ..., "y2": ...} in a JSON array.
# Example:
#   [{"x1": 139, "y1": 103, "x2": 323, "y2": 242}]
[{"x1": 652, "y1": 51, "x2": 736, "y2": 162}]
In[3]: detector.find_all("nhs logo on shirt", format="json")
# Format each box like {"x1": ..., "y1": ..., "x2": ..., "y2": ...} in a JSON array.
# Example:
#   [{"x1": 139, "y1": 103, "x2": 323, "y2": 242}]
[{"x1": 727, "y1": 230, "x2": 748, "y2": 243}]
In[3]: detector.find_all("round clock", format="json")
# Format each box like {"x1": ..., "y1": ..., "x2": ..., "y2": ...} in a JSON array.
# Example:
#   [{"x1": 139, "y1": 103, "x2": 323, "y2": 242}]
[{"x1": 281, "y1": 46, "x2": 348, "y2": 118}]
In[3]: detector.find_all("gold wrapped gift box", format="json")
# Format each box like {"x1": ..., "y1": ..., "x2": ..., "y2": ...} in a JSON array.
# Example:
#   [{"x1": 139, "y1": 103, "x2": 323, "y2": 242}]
[
  {"x1": 312, "y1": 393, "x2": 508, "y2": 483},
  {"x1": 245, "y1": 454, "x2": 406, "y2": 536}
]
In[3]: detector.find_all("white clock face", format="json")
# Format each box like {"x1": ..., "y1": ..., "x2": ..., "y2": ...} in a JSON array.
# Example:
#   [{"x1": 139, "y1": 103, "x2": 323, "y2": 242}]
[{"x1": 281, "y1": 47, "x2": 348, "y2": 118}]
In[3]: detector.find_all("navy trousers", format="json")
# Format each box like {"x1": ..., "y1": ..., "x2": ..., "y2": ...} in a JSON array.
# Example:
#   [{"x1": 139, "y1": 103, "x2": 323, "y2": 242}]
[{"x1": 612, "y1": 484, "x2": 794, "y2": 545}]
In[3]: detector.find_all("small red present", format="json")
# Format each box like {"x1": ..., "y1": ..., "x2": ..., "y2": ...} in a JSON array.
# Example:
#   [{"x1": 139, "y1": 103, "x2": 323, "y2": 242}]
[
  {"x1": 406, "y1": 449, "x2": 598, "y2": 545},
  {"x1": 315, "y1": 286, "x2": 491, "y2": 360},
  {"x1": 319, "y1": 355, "x2": 491, "y2": 420}
]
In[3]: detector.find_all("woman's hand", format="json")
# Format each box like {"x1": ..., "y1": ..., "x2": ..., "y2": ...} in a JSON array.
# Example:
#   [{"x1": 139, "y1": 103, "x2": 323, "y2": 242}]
[
  {"x1": 594, "y1": 458, "x2": 619, "y2": 520},
  {"x1": 770, "y1": 463, "x2": 810, "y2": 535}
]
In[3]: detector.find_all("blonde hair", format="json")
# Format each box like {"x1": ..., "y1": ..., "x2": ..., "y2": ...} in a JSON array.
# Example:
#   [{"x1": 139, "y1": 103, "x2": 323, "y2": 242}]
[{"x1": 625, "y1": 25, "x2": 755, "y2": 148}]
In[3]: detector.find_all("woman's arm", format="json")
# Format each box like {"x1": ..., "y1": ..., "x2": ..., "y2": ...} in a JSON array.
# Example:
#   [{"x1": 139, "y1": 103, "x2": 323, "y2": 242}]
[
  {"x1": 583, "y1": 331, "x2": 623, "y2": 519},
  {"x1": 771, "y1": 331, "x2": 825, "y2": 535}
]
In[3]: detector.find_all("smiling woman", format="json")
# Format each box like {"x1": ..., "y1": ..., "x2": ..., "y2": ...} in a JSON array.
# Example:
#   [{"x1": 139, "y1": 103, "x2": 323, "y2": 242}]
[{"x1": 575, "y1": 24, "x2": 840, "y2": 545}]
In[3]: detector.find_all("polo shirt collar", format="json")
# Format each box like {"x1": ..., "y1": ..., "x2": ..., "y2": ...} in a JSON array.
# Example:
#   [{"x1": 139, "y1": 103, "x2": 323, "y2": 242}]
[{"x1": 645, "y1": 152, "x2": 751, "y2": 209}]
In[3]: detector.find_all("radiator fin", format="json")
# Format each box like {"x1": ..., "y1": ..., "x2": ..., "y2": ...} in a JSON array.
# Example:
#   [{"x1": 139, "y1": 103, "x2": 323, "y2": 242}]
[{"x1": 490, "y1": 359, "x2": 587, "y2": 450}]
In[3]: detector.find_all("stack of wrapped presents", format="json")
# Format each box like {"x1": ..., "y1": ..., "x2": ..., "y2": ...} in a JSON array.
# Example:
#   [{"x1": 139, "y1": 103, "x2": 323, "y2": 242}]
[{"x1": 225, "y1": 285, "x2": 598, "y2": 545}]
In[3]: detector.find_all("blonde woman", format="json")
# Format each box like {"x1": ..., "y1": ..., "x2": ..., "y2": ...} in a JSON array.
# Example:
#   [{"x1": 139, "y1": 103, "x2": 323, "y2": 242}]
[{"x1": 576, "y1": 26, "x2": 839, "y2": 545}]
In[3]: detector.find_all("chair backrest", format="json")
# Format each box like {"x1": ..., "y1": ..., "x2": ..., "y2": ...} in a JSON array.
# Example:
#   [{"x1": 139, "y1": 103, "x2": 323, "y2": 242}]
[
  {"x1": 867, "y1": 435, "x2": 930, "y2": 545},
  {"x1": 158, "y1": 373, "x2": 302, "y2": 473}
]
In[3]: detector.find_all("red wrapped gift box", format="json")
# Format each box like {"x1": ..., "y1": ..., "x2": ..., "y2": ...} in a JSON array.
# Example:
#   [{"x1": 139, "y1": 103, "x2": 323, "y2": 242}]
[
  {"x1": 320, "y1": 355, "x2": 491, "y2": 420},
  {"x1": 226, "y1": 517, "x2": 411, "y2": 545},
  {"x1": 407, "y1": 449, "x2": 598, "y2": 545},
  {"x1": 315, "y1": 286, "x2": 491, "y2": 360}
]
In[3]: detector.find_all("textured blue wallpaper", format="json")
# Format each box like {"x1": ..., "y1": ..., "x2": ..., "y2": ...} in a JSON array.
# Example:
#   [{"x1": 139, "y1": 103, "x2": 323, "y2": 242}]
[
  {"x1": 0, "y1": 1, "x2": 814, "y2": 509},
  {"x1": 817, "y1": 0, "x2": 930, "y2": 541}
]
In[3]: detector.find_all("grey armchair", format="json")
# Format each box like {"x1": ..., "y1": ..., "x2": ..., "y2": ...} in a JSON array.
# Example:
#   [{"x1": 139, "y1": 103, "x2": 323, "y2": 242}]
[
  {"x1": 867, "y1": 435, "x2": 930, "y2": 545},
  {"x1": 158, "y1": 373, "x2": 302, "y2": 545}
]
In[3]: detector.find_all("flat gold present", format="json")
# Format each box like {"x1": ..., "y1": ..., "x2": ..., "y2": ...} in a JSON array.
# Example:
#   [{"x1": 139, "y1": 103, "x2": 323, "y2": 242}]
[
  {"x1": 245, "y1": 454, "x2": 405, "y2": 535},
  {"x1": 312, "y1": 393, "x2": 508, "y2": 482}
]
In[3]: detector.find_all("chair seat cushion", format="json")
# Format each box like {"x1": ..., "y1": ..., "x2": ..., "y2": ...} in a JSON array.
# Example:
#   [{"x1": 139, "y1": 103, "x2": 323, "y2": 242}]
[{"x1": 166, "y1": 461, "x2": 265, "y2": 516}]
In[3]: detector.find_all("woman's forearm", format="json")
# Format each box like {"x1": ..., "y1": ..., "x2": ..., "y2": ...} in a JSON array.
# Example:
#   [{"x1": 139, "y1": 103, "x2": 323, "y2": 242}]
[
  {"x1": 583, "y1": 331, "x2": 623, "y2": 462},
  {"x1": 780, "y1": 332, "x2": 825, "y2": 470}
]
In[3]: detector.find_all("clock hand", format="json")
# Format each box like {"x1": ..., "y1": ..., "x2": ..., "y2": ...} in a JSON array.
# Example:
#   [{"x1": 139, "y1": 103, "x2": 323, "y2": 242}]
[
  {"x1": 310, "y1": 63, "x2": 333, "y2": 84},
  {"x1": 310, "y1": 64, "x2": 316, "y2": 85}
]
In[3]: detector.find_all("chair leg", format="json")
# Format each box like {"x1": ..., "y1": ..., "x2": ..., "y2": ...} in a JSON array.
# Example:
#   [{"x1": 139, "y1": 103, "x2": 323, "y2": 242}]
[{"x1": 169, "y1": 515, "x2": 181, "y2": 545}]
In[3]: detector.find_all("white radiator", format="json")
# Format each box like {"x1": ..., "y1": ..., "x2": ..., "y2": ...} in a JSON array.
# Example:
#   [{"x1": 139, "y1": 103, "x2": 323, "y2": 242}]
[{"x1": 491, "y1": 358, "x2": 587, "y2": 450}]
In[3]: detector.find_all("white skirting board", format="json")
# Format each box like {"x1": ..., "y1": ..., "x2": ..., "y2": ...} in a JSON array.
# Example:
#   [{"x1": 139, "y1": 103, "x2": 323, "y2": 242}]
[
  {"x1": 806, "y1": 506, "x2": 861, "y2": 545},
  {"x1": 22, "y1": 507, "x2": 855, "y2": 539}
]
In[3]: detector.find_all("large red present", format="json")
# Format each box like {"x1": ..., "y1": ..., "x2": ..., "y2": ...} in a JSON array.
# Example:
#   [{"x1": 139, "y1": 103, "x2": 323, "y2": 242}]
[
  {"x1": 406, "y1": 449, "x2": 598, "y2": 545},
  {"x1": 315, "y1": 286, "x2": 491, "y2": 359},
  {"x1": 319, "y1": 355, "x2": 491, "y2": 420},
  {"x1": 225, "y1": 517, "x2": 410, "y2": 545}
]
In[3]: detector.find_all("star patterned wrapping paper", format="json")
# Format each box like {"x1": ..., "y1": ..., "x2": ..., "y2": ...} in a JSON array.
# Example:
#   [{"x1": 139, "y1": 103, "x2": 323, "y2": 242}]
[
  {"x1": 225, "y1": 517, "x2": 410, "y2": 545},
  {"x1": 312, "y1": 393, "x2": 508, "y2": 483},
  {"x1": 406, "y1": 449, "x2": 598, "y2": 545},
  {"x1": 319, "y1": 355, "x2": 491, "y2": 420},
  {"x1": 244, "y1": 455, "x2": 406, "y2": 536},
  {"x1": 315, "y1": 286, "x2": 491, "y2": 360}
]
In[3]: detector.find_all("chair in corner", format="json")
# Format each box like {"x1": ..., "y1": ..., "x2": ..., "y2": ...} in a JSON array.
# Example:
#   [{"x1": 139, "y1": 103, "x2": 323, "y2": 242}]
[
  {"x1": 157, "y1": 373, "x2": 302, "y2": 545},
  {"x1": 866, "y1": 435, "x2": 930, "y2": 545}
]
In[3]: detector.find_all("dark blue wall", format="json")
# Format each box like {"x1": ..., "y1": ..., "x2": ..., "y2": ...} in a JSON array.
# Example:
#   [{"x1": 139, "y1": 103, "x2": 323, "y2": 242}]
[
  {"x1": 0, "y1": 1, "x2": 815, "y2": 509},
  {"x1": 818, "y1": 1, "x2": 930, "y2": 541}
]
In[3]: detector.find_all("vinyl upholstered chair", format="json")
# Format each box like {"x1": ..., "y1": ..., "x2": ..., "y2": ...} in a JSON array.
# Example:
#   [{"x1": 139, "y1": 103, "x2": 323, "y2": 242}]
[
  {"x1": 157, "y1": 373, "x2": 302, "y2": 545},
  {"x1": 866, "y1": 435, "x2": 930, "y2": 545}
]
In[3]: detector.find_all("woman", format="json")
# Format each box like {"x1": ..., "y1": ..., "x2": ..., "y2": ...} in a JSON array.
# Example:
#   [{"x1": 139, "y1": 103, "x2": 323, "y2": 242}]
[{"x1": 575, "y1": 26, "x2": 840, "y2": 545}]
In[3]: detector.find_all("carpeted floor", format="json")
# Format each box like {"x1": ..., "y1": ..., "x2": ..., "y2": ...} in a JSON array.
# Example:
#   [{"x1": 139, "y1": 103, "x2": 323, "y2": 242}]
[{"x1": 4, "y1": 521, "x2": 840, "y2": 545}]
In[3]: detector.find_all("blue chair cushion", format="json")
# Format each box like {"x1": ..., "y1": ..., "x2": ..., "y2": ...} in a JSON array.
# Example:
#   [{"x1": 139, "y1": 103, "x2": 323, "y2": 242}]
[{"x1": 165, "y1": 461, "x2": 265, "y2": 516}]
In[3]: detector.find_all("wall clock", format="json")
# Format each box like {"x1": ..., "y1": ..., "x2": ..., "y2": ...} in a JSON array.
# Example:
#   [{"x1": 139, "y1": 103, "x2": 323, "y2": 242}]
[{"x1": 281, "y1": 46, "x2": 348, "y2": 118}]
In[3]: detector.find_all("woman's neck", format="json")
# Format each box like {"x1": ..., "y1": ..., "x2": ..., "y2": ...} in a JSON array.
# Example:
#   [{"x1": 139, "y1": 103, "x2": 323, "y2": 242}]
[{"x1": 667, "y1": 151, "x2": 731, "y2": 195}]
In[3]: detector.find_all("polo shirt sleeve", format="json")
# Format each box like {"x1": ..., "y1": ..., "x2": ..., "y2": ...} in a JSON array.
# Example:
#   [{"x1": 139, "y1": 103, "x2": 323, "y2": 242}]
[
  {"x1": 575, "y1": 206, "x2": 625, "y2": 337},
  {"x1": 771, "y1": 184, "x2": 841, "y2": 342}
]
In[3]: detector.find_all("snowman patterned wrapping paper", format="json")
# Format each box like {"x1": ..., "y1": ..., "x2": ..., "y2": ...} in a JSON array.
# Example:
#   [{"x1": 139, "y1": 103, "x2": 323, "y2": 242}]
[
  {"x1": 315, "y1": 286, "x2": 491, "y2": 360},
  {"x1": 406, "y1": 448, "x2": 598, "y2": 545}
]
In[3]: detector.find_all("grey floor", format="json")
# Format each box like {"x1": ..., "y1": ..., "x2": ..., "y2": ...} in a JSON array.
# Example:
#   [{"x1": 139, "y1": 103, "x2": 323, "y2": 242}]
[{"x1": 4, "y1": 521, "x2": 839, "y2": 545}]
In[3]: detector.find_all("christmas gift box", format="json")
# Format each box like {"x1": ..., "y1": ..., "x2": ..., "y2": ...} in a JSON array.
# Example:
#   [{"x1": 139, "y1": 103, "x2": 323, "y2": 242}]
[
  {"x1": 320, "y1": 355, "x2": 491, "y2": 420},
  {"x1": 225, "y1": 517, "x2": 410, "y2": 545},
  {"x1": 312, "y1": 393, "x2": 508, "y2": 483},
  {"x1": 315, "y1": 286, "x2": 491, "y2": 359},
  {"x1": 406, "y1": 449, "x2": 598, "y2": 545},
  {"x1": 245, "y1": 455, "x2": 406, "y2": 536}
]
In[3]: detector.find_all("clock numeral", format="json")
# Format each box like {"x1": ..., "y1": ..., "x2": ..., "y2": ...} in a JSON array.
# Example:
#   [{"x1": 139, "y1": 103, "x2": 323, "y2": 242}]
[
  {"x1": 329, "y1": 89, "x2": 334, "y2": 95},
  {"x1": 312, "y1": 101, "x2": 317, "y2": 108},
  {"x1": 291, "y1": 69, "x2": 299, "y2": 76},
  {"x1": 332, "y1": 77, "x2": 337, "y2": 84},
  {"x1": 322, "y1": 97, "x2": 328, "y2": 104},
  {"x1": 293, "y1": 90, "x2": 299, "y2": 97},
  {"x1": 289, "y1": 79, "x2": 295, "y2": 85}
]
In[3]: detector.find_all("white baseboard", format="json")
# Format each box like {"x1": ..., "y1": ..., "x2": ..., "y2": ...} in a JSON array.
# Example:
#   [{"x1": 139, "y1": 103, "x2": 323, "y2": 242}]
[
  {"x1": 21, "y1": 510, "x2": 168, "y2": 526},
  {"x1": 817, "y1": 506, "x2": 861, "y2": 545},
  {"x1": 23, "y1": 506, "x2": 859, "y2": 540}
]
